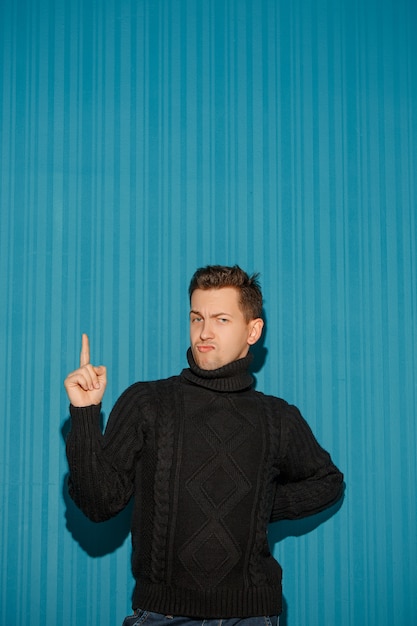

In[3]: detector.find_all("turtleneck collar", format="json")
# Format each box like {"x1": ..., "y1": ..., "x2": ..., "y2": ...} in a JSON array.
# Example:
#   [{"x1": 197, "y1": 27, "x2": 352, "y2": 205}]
[{"x1": 180, "y1": 347, "x2": 254, "y2": 392}]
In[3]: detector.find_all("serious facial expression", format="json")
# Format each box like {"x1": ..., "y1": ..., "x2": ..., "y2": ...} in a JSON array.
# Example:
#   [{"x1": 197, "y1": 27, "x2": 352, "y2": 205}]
[{"x1": 189, "y1": 287, "x2": 263, "y2": 371}]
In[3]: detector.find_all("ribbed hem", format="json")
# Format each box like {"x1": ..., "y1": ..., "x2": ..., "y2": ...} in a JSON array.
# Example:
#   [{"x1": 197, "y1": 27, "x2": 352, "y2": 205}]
[{"x1": 133, "y1": 582, "x2": 282, "y2": 618}]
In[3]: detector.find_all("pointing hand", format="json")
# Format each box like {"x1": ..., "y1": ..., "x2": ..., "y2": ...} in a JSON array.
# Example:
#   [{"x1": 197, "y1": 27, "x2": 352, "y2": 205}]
[{"x1": 64, "y1": 334, "x2": 107, "y2": 407}]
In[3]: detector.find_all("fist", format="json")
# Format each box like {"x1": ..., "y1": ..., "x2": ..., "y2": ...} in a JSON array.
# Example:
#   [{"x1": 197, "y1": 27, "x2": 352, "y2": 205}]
[{"x1": 64, "y1": 334, "x2": 107, "y2": 407}]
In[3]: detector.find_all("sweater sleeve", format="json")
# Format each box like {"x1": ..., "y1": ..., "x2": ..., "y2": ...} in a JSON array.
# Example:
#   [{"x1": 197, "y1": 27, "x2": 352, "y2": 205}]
[
  {"x1": 270, "y1": 403, "x2": 344, "y2": 522},
  {"x1": 65, "y1": 383, "x2": 148, "y2": 522}
]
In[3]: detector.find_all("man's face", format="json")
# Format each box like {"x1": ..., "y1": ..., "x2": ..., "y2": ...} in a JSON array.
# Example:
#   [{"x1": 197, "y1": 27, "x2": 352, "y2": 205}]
[{"x1": 189, "y1": 287, "x2": 263, "y2": 370}]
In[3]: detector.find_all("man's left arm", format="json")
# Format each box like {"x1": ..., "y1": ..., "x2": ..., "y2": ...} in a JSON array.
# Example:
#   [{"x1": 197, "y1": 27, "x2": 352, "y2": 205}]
[{"x1": 270, "y1": 404, "x2": 344, "y2": 522}]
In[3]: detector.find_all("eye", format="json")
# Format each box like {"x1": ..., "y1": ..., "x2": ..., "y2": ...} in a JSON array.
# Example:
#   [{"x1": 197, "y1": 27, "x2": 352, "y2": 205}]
[
  {"x1": 191, "y1": 316, "x2": 202, "y2": 323},
  {"x1": 218, "y1": 317, "x2": 229, "y2": 323}
]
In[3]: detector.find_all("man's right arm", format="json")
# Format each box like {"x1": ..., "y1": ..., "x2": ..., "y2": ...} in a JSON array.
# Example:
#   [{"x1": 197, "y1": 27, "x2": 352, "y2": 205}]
[{"x1": 64, "y1": 334, "x2": 141, "y2": 521}]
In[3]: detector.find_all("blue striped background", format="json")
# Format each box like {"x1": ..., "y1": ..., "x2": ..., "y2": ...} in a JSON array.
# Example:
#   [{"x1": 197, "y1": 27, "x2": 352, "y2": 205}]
[{"x1": 1, "y1": 0, "x2": 416, "y2": 624}]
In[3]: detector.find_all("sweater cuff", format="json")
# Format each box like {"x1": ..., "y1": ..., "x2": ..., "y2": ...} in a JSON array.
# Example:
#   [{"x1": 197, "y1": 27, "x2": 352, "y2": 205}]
[
  {"x1": 69, "y1": 403, "x2": 102, "y2": 416},
  {"x1": 69, "y1": 403, "x2": 102, "y2": 436}
]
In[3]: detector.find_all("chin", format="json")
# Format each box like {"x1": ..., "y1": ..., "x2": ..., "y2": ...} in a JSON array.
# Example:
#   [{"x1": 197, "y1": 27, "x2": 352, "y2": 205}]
[
  {"x1": 194, "y1": 353, "x2": 219, "y2": 371},
  {"x1": 196, "y1": 359, "x2": 216, "y2": 371},
  {"x1": 201, "y1": 362, "x2": 219, "y2": 371}
]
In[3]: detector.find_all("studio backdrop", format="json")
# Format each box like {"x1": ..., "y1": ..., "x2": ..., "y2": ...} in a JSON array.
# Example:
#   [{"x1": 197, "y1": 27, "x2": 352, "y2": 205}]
[{"x1": 0, "y1": 1, "x2": 416, "y2": 625}]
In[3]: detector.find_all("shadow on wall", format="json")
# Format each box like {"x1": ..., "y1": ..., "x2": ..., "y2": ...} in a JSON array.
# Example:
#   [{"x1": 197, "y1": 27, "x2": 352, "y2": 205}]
[
  {"x1": 249, "y1": 307, "x2": 268, "y2": 384},
  {"x1": 268, "y1": 494, "x2": 345, "y2": 626},
  {"x1": 269, "y1": 493, "x2": 345, "y2": 544},
  {"x1": 62, "y1": 473, "x2": 133, "y2": 557},
  {"x1": 61, "y1": 417, "x2": 133, "y2": 557}
]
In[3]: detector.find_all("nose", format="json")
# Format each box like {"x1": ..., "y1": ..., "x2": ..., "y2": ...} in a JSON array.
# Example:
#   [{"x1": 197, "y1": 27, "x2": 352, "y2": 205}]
[{"x1": 200, "y1": 319, "x2": 214, "y2": 340}]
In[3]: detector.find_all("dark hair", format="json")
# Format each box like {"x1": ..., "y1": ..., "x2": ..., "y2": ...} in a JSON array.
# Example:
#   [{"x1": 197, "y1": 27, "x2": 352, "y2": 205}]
[{"x1": 188, "y1": 265, "x2": 263, "y2": 321}]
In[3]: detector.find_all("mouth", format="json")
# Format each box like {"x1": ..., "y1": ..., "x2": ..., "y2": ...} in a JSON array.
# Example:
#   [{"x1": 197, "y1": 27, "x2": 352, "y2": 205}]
[{"x1": 196, "y1": 344, "x2": 215, "y2": 353}]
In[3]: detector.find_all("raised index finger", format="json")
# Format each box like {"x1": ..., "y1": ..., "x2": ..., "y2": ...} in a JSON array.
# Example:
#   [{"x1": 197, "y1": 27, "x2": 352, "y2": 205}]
[{"x1": 80, "y1": 333, "x2": 90, "y2": 367}]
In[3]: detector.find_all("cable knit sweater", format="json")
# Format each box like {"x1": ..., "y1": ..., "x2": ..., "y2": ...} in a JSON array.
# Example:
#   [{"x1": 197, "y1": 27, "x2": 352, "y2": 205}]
[{"x1": 66, "y1": 350, "x2": 343, "y2": 618}]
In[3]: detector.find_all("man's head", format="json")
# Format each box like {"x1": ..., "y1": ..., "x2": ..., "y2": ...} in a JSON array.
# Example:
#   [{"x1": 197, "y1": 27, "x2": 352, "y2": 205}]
[
  {"x1": 188, "y1": 265, "x2": 263, "y2": 322},
  {"x1": 188, "y1": 265, "x2": 264, "y2": 370}
]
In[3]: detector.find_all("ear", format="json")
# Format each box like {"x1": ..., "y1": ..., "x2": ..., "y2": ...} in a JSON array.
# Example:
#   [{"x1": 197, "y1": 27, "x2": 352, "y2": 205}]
[{"x1": 247, "y1": 318, "x2": 264, "y2": 345}]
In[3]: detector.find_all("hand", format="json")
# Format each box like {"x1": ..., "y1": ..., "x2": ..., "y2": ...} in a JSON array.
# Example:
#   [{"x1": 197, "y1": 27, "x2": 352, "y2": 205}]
[{"x1": 64, "y1": 334, "x2": 107, "y2": 407}]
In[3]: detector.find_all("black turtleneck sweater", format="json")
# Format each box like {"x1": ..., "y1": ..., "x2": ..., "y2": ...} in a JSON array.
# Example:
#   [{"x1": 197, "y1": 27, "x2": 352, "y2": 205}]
[{"x1": 66, "y1": 350, "x2": 343, "y2": 618}]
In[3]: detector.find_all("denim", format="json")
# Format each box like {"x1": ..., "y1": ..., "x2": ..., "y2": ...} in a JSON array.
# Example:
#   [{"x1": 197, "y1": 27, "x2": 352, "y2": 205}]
[{"x1": 122, "y1": 610, "x2": 279, "y2": 626}]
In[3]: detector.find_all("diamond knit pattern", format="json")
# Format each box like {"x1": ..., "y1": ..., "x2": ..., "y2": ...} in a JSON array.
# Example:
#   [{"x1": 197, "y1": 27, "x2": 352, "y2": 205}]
[{"x1": 178, "y1": 398, "x2": 253, "y2": 588}]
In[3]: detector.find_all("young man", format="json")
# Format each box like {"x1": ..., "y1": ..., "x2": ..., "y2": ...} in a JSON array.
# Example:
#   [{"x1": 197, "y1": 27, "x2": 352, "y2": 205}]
[{"x1": 65, "y1": 265, "x2": 343, "y2": 626}]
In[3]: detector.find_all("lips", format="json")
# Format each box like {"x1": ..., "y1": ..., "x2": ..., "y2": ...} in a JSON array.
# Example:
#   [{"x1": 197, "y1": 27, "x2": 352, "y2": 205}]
[{"x1": 196, "y1": 344, "x2": 215, "y2": 352}]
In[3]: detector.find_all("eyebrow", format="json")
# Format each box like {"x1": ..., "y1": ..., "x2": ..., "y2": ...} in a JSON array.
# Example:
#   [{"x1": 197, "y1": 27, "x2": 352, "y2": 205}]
[{"x1": 189, "y1": 310, "x2": 232, "y2": 318}]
